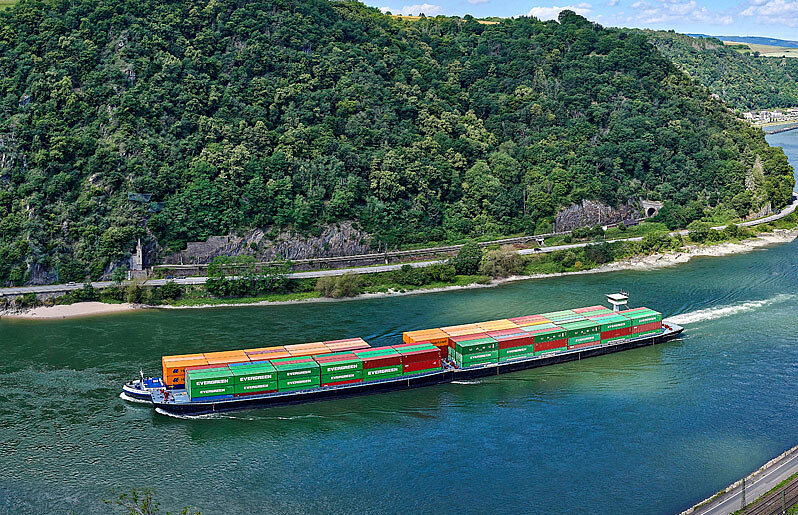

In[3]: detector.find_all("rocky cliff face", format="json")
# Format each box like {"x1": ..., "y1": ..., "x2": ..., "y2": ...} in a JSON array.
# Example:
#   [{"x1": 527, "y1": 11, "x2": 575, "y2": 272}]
[
  {"x1": 162, "y1": 222, "x2": 372, "y2": 265},
  {"x1": 554, "y1": 200, "x2": 641, "y2": 232}
]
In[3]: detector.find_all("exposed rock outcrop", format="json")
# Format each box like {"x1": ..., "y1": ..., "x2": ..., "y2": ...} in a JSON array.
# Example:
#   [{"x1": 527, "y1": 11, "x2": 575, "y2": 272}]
[
  {"x1": 554, "y1": 200, "x2": 641, "y2": 232},
  {"x1": 162, "y1": 222, "x2": 372, "y2": 265}
]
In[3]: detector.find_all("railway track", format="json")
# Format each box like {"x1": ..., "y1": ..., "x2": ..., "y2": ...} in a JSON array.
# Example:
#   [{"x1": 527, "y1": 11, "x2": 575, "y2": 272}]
[{"x1": 744, "y1": 476, "x2": 798, "y2": 515}]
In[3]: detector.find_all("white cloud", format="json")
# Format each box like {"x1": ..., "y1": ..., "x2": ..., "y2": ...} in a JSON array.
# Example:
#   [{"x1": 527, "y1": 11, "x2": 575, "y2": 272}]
[
  {"x1": 467, "y1": 0, "x2": 492, "y2": 4},
  {"x1": 379, "y1": 3, "x2": 444, "y2": 15},
  {"x1": 607, "y1": 0, "x2": 620, "y2": 6},
  {"x1": 527, "y1": 2, "x2": 593, "y2": 20},
  {"x1": 740, "y1": 0, "x2": 798, "y2": 26},
  {"x1": 626, "y1": 0, "x2": 734, "y2": 25}
]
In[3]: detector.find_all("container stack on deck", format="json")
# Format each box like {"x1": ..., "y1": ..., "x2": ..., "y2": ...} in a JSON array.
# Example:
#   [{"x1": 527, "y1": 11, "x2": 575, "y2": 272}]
[
  {"x1": 165, "y1": 304, "x2": 663, "y2": 401},
  {"x1": 401, "y1": 305, "x2": 663, "y2": 368}
]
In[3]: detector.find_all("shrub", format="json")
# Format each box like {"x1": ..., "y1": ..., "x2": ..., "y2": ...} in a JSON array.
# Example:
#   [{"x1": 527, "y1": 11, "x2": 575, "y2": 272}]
[
  {"x1": 126, "y1": 283, "x2": 144, "y2": 304},
  {"x1": 687, "y1": 221, "x2": 712, "y2": 243},
  {"x1": 449, "y1": 242, "x2": 482, "y2": 275},
  {"x1": 479, "y1": 245, "x2": 523, "y2": 278},
  {"x1": 159, "y1": 281, "x2": 183, "y2": 300},
  {"x1": 315, "y1": 273, "x2": 362, "y2": 298}
]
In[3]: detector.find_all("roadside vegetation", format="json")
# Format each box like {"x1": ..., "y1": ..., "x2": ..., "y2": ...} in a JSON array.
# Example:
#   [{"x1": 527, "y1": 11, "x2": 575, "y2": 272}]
[{"x1": 9, "y1": 215, "x2": 791, "y2": 312}]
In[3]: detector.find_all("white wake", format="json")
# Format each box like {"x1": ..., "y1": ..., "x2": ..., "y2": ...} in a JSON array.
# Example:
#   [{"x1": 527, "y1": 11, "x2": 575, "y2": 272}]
[{"x1": 665, "y1": 294, "x2": 795, "y2": 325}]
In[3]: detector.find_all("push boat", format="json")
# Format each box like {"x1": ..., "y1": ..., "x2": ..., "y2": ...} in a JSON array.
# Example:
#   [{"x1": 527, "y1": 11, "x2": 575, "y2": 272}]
[{"x1": 122, "y1": 294, "x2": 684, "y2": 416}]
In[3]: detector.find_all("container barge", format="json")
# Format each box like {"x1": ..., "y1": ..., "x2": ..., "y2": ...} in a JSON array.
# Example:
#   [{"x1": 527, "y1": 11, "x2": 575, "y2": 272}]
[{"x1": 122, "y1": 294, "x2": 683, "y2": 416}]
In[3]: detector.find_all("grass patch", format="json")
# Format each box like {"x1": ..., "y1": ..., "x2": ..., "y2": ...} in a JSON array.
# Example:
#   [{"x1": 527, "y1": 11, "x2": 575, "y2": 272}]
[
  {"x1": 0, "y1": 0, "x2": 19, "y2": 9},
  {"x1": 168, "y1": 291, "x2": 321, "y2": 306},
  {"x1": 361, "y1": 274, "x2": 491, "y2": 294}
]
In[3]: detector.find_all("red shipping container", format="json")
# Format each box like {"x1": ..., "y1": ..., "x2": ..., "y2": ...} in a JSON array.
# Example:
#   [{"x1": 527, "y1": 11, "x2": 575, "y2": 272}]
[
  {"x1": 448, "y1": 332, "x2": 490, "y2": 348},
  {"x1": 397, "y1": 348, "x2": 440, "y2": 363},
  {"x1": 601, "y1": 327, "x2": 632, "y2": 340},
  {"x1": 314, "y1": 352, "x2": 359, "y2": 362},
  {"x1": 496, "y1": 334, "x2": 534, "y2": 349},
  {"x1": 633, "y1": 321, "x2": 662, "y2": 333},
  {"x1": 321, "y1": 379, "x2": 363, "y2": 387},
  {"x1": 572, "y1": 305, "x2": 607, "y2": 313},
  {"x1": 486, "y1": 328, "x2": 526, "y2": 338},
  {"x1": 403, "y1": 359, "x2": 441, "y2": 373},
  {"x1": 569, "y1": 341, "x2": 600, "y2": 350},
  {"x1": 534, "y1": 338, "x2": 568, "y2": 352},
  {"x1": 355, "y1": 353, "x2": 403, "y2": 369}
]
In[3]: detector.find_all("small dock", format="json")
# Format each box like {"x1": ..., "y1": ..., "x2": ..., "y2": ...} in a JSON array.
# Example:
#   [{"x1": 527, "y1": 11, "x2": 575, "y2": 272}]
[{"x1": 764, "y1": 124, "x2": 798, "y2": 135}]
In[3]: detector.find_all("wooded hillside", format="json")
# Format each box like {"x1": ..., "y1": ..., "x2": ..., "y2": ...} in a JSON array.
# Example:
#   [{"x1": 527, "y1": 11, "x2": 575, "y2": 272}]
[{"x1": 0, "y1": 0, "x2": 793, "y2": 284}]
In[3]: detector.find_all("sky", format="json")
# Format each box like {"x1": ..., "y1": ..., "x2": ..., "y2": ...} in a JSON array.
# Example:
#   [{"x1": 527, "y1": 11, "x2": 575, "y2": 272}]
[{"x1": 366, "y1": 0, "x2": 798, "y2": 40}]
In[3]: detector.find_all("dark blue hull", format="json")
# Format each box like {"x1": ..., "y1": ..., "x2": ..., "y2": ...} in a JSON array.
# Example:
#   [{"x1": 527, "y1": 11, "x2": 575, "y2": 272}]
[{"x1": 150, "y1": 324, "x2": 684, "y2": 416}]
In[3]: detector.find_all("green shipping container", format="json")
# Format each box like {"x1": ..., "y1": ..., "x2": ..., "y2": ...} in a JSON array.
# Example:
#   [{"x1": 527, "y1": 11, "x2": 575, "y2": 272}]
[
  {"x1": 316, "y1": 358, "x2": 363, "y2": 375},
  {"x1": 322, "y1": 370, "x2": 363, "y2": 383},
  {"x1": 235, "y1": 381, "x2": 277, "y2": 394},
  {"x1": 601, "y1": 336, "x2": 628, "y2": 344},
  {"x1": 534, "y1": 347, "x2": 567, "y2": 356},
  {"x1": 363, "y1": 365, "x2": 402, "y2": 381},
  {"x1": 186, "y1": 368, "x2": 233, "y2": 399},
  {"x1": 455, "y1": 338, "x2": 498, "y2": 355},
  {"x1": 596, "y1": 316, "x2": 632, "y2": 332},
  {"x1": 560, "y1": 320, "x2": 601, "y2": 338},
  {"x1": 498, "y1": 345, "x2": 534, "y2": 358},
  {"x1": 531, "y1": 329, "x2": 567, "y2": 343},
  {"x1": 278, "y1": 376, "x2": 320, "y2": 390},
  {"x1": 403, "y1": 367, "x2": 441, "y2": 376},
  {"x1": 273, "y1": 361, "x2": 320, "y2": 381},
  {"x1": 457, "y1": 350, "x2": 498, "y2": 366},
  {"x1": 568, "y1": 333, "x2": 600, "y2": 346},
  {"x1": 230, "y1": 363, "x2": 277, "y2": 386}
]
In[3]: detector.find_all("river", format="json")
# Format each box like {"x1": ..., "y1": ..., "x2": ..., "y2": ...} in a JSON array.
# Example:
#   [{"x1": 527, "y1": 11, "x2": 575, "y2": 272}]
[{"x1": 0, "y1": 129, "x2": 796, "y2": 515}]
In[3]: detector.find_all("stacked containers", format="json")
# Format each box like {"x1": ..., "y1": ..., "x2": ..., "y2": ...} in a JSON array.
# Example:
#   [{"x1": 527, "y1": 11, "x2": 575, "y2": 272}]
[
  {"x1": 450, "y1": 335, "x2": 499, "y2": 367},
  {"x1": 621, "y1": 309, "x2": 663, "y2": 336},
  {"x1": 402, "y1": 328, "x2": 450, "y2": 358},
  {"x1": 185, "y1": 367, "x2": 234, "y2": 400},
  {"x1": 204, "y1": 350, "x2": 251, "y2": 366},
  {"x1": 354, "y1": 348, "x2": 403, "y2": 381},
  {"x1": 527, "y1": 327, "x2": 568, "y2": 354},
  {"x1": 392, "y1": 343, "x2": 441, "y2": 375},
  {"x1": 229, "y1": 361, "x2": 278, "y2": 396},
  {"x1": 590, "y1": 313, "x2": 632, "y2": 343},
  {"x1": 162, "y1": 354, "x2": 207, "y2": 387},
  {"x1": 560, "y1": 319, "x2": 602, "y2": 349},
  {"x1": 314, "y1": 352, "x2": 364, "y2": 386},
  {"x1": 490, "y1": 328, "x2": 535, "y2": 361},
  {"x1": 271, "y1": 357, "x2": 321, "y2": 391}
]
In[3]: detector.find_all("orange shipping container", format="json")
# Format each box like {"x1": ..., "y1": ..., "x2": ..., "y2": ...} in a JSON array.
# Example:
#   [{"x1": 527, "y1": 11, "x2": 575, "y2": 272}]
[{"x1": 477, "y1": 320, "x2": 518, "y2": 331}]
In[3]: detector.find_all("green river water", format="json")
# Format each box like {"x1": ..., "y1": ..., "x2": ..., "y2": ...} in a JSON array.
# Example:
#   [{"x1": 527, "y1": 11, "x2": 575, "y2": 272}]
[{"x1": 0, "y1": 128, "x2": 796, "y2": 514}]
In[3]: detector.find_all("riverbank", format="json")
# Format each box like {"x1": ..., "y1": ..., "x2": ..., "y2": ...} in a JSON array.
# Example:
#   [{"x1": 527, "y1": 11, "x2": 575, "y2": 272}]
[
  {"x1": 0, "y1": 301, "x2": 138, "y2": 320},
  {"x1": 5, "y1": 227, "x2": 794, "y2": 319}
]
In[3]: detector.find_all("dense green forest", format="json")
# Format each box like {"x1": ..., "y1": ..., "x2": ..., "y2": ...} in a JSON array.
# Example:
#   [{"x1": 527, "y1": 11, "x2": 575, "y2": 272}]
[
  {"x1": 0, "y1": 0, "x2": 793, "y2": 285},
  {"x1": 644, "y1": 30, "x2": 798, "y2": 110}
]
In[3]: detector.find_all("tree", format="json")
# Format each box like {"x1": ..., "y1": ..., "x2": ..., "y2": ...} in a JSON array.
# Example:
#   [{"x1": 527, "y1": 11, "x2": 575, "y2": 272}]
[
  {"x1": 449, "y1": 242, "x2": 483, "y2": 275},
  {"x1": 111, "y1": 267, "x2": 128, "y2": 285},
  {"x1": 479, "y1": 246, "x2": 523, "y2": 278}
]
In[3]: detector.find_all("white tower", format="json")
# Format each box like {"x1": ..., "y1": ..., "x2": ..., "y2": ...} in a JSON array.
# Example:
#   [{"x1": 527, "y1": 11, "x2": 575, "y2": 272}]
[
  {"x1": 132, "y1": 239, "x2": 143, "y2": 271},
  {"x1": 606, "y1": 292, "x2": 629, "y2": 312}
]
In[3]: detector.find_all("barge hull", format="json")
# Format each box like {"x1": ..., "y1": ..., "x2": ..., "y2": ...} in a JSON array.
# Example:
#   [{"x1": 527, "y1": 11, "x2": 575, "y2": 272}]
[{"x1": 153, "y1": 324, "x2": 683, "y2": 416}]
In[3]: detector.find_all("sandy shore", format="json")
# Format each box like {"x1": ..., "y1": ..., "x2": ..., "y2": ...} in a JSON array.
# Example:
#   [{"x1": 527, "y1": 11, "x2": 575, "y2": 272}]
[
  {"x1": 1, "y1": 301, "x2": 137, "y2": 320},
  {"x1": 4, "y1": 228, "x2": 796, "y2": 317}
]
